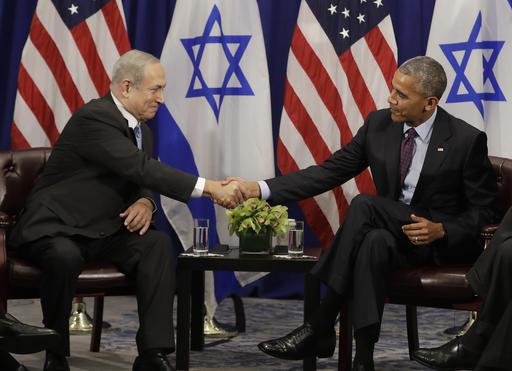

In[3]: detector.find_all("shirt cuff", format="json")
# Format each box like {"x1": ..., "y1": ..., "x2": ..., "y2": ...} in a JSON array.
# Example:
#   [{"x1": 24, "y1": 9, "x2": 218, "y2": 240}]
[
  {"x1": 142, "y1": 197, "x2": 157, "y2": 214},
  {"x1": 191, "y1": 177, "x2": 206, "y2": 198},
  {"x1": 258, "y1": 180, "x2": 271, "y2": 200}
]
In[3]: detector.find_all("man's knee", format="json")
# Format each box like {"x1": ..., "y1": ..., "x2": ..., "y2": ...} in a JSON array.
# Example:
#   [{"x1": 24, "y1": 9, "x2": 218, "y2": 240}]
[
  {"x1": 140, "y1": 230, "x2": 175, "y2": 264},
  {"x1": 145, "y1": 230, "x2": 172, "y2": 250},
  {"x1": 38, "y1": 238, "x2": 84, "y2": 276},
  {"x1": 350, "y1": 194, "x2": 375, "y2": 209}
]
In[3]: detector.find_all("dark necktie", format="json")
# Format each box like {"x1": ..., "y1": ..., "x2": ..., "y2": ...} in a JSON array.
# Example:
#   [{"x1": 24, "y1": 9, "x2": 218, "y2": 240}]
[
  {"x1": 399, "y1": 128, "x2": 418, "y2": 187},
  {"x1": 133, "y1": 124, "x2": 142, "y2": 150}
]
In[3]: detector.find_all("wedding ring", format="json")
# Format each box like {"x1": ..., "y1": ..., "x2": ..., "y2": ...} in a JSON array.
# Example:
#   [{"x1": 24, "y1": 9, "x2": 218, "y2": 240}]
[{"x1": 415, "y1": 237, "x2": 419, "y2": 243}]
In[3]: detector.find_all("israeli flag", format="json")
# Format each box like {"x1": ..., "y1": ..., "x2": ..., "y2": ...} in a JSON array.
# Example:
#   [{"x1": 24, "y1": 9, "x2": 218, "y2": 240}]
[
  {"x1": 426, "y1": 0, "x2": 512, "y2": 157},
  {"x1": 157, "y1": 0, "x2": 275, "y2": 315}
]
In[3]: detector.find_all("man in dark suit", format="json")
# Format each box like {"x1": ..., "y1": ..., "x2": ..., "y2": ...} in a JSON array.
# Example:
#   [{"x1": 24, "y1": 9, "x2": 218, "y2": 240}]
[
  {"x1": 9, "y1": 50, "x2": 243, "y2": 371},
  {"x1": 0, "y1": 308, "x2": 59, "y2": 371},
  {"x1": 413, "y1": 207, "x2": 512, "y2": 370},
  {"x1": 233, "y1": 56, "x2": 499, "y2": 370}
]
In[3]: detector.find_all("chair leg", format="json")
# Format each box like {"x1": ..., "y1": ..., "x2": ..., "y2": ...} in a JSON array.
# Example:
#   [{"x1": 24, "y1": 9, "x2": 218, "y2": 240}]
[
  {"x1": 0, "y1": 293, "x2": 6, "y2": 312},
  {"x1": 338, "y1": 303, "x2": 352, "y2": 371},
  {"x1": 229, "y1": 294, "x2": 246, "y2": 333},
  {"x1": 90, "y1": 296, "x2": 104, "y2": 352},
  {"x1": 405, "y1": 304, "x2": 419, "y2": 359}
]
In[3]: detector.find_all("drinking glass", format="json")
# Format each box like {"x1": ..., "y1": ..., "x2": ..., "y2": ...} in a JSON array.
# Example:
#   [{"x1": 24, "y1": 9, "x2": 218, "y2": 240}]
[
  {"x1": 193, "y1": 218, "x2": 209, "y2": 256},
  {"x1": 288, "y1": 220, "x2": 304, "y2": 258}
]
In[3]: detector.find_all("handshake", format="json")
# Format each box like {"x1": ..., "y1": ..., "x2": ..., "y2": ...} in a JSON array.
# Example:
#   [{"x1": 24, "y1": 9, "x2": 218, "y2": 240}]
[{"x1": 204, "y1": 177, "x2": 260, "y2": 209}]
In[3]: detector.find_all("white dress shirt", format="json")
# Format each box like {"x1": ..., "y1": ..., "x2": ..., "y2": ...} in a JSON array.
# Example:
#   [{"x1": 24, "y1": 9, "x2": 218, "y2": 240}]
[{"x1": 399, "y1": 109, "x2": 437, "y2": 204}]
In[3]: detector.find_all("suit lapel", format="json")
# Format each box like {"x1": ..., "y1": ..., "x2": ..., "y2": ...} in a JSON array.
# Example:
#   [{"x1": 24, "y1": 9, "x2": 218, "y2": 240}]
[
  {"x1": 103, "y1": 93, "x2": 136, "y2": 142},
  {"x1": 384, "y1": 119, "x2": 404, "y2": 200},
  {"x1": 411, "y1": 108, "x2": 452, "y2": 204}
]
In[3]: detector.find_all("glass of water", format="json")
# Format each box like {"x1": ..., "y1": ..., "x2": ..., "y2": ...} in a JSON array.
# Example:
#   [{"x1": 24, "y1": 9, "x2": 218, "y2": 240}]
[
  {"x1": 288, "y1": 220, "x2": 304, "y2": 258},
  {"x1": 193, "y1": 218, "x2": 209, "y2": 256}
]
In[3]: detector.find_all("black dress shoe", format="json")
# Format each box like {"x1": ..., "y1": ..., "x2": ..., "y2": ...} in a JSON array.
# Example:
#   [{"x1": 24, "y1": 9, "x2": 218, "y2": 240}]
[
  {"x1": 257, "y1": 323, "x2": 336, "y2": 360},
  {"x1": 0, "y1": 313, "x2": 60, "y2": 354},
  {"x1": 133, "y1": 352, "x2": 175, "y2": 371},
  {"x1": 412, "y1": 336, "x2": 481, "y2": 370},
  {"x1": 43, "y1": 352, "x2": 70, "y2": 371}
]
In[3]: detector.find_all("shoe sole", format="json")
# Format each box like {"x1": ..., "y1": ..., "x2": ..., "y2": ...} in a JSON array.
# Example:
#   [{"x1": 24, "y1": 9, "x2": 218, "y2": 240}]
[
  {"x1": 257, "y1": 337, "x2": 335, "y2": 361},
  {"x1": 411, "y1": 354, "x2": 473, "y2": 371},
  {"x1": 0, "y1": 333, "x2": 60, "y2": 354}
]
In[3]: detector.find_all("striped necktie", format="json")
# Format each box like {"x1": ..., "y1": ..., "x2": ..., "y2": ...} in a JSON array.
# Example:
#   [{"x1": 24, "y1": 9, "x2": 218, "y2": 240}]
[{"x1": 399, "y1": 128, "x2": 417, "y2": 187}]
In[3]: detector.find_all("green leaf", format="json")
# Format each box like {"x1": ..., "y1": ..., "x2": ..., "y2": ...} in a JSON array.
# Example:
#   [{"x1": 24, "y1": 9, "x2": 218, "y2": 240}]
[{"x1": 226, "y1": 198, "x2": 288, "y2": 236}]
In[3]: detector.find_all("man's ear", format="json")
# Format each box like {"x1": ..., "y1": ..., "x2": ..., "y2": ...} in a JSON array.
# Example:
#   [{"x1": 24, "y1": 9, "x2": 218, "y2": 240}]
[
  {"x1": 424, "y1": 96, "x2": 439, "y2": 112},
  {"x1": 120, "y1": 80, "x2": 131, "y2": 98}
]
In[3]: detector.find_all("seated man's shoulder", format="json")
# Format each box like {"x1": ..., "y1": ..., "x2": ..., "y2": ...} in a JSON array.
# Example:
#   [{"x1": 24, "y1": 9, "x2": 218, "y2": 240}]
[
  {"x1": 440, "y1": 108, "x2": 483, "y2": 137},
  {"x1": 70, "y1": 97, "x2": 122, "y2": 128},
  {"x1": 368, "y1": 108, "x2": 390, "y2": 121}
]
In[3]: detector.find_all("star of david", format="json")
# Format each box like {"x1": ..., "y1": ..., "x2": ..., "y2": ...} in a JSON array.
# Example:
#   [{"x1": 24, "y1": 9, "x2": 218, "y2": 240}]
[
  {"x1": 180, "y1": 5, "x2": 254, "y2": 122},
  {"x1": 440, "y1": 12, "x2": 505, "y2": 118}
]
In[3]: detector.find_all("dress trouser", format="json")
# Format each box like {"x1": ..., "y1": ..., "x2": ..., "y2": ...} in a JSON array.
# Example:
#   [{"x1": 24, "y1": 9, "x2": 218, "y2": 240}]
[
  {"x1": 475, "y1": 301, "x2": 512, "y2": 370},
  {"x1": 311, "y1": 194, "x2": 438, "y2": 338},
  {"x1": 17, "y1": 228, "x2": 175, "y2": 356},
  {"x1": 0, "y1": 350, "x2": 19, "y2": 370},
  {"x1": 466, "y1": 207, "x2": 512, "y2": 369}
]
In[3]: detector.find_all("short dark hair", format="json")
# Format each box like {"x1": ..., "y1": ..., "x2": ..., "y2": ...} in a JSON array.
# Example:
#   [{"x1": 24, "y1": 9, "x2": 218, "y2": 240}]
[{"x1": 398, "y1": 56, "x2": 447, "y2": 99}]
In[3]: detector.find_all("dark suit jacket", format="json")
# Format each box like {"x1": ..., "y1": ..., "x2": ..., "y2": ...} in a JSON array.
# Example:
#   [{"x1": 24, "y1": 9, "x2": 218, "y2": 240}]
[
  {"x1": 266, "y1": 107, "x2": 499, "y2": 263},
  {"x1": 10, "y1": 94, "x2": 198, "y2": 246}
]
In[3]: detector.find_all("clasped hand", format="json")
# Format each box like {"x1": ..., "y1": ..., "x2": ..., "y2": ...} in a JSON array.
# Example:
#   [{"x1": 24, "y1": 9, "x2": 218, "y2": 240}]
[
  {"x1": 208, "y1": 177, "x2": 260, "y2": 209},
  {"x1": 208, "y1": 179, "x2": 245, "y2": 209},
  {"x1": 402, "y1": 214, "x2": 446, "y2": 245}
]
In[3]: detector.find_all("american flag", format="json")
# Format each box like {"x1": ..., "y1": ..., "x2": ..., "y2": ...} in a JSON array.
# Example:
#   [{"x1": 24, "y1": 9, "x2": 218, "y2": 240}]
[
  {"x1": 11, "y1": 0, "x2": 130, "y2": 148},
  {"x1": 277, "y1": 0, "x2": 397, "y2": 247}
]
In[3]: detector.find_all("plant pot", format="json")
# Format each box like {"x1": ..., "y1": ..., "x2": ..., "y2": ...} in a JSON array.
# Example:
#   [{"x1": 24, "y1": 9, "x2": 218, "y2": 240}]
[{"x1": 238, "y1": 229, "x2": 273, "y2": 255}]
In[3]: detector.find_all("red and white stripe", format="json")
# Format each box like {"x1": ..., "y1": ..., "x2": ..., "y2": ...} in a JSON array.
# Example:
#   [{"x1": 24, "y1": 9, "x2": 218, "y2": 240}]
[
  {"x1": 11, "y1": 0, "x2": 130, "y2": 149},
  {"x1": 278, "y1": 2, "x2": 397, "y2": 247}
]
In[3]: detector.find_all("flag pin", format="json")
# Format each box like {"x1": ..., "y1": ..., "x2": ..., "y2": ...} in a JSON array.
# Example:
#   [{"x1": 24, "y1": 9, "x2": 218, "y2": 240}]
[{"x1": 437, "y1": 147, "x2": 444, "y2": 152}]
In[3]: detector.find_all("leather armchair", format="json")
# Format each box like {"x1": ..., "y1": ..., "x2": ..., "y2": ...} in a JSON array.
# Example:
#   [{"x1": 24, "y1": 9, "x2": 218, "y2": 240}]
[
  {"x1": 338, "y1": 155, "x2": 512, "y2": 371},
  {"x1": 0, "y1": 148, "x2": 134, "y2": 352}
]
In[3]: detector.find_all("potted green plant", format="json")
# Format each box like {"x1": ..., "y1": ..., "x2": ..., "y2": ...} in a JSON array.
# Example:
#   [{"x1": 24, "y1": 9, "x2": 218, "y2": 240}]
[{"x1": 226, "y1": 198, "x2": 288, "y2": 254}]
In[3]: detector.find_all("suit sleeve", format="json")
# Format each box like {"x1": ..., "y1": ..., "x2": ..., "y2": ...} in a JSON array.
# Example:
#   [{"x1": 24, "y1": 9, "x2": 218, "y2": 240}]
[
  {"x1": 442, "y1": 131, "x2": 498, "y2": 248},
  {"x1": 70, "y1": 110, "x2": 198, "y2": 204},
  {"x1": 266, "y1": 119, "x2": 370, "y2": 204},
  {"x1": 138, "y1": 124, "x2": 157, "y2": 206}
]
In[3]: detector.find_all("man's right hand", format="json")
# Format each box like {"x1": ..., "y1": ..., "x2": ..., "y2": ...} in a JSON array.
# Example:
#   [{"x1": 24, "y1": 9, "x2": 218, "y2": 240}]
[
  {"x1": 203, "y1": 180, "x2": 244, "y2": 209},
  {"x1": 222, "y1": 177, "x2": 261, "y2": 199}
]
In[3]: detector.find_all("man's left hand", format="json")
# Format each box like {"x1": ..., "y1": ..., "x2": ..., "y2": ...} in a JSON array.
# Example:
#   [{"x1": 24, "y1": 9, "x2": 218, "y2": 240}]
[
  {"x1": 402, "y1": 214, "x2": 446, "y2": 245},
  {"x1": 120, "y1": 198, "x2": 153, "y2": 235}
]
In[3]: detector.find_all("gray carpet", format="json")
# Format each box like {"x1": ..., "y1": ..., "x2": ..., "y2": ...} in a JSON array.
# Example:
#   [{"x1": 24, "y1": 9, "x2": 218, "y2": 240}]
[{"x1": 8, "y1": 296, "x2": 468, "y2": 370}]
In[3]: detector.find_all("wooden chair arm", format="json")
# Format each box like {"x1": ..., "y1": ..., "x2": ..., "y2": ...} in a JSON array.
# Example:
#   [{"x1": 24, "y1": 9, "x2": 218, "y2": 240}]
[
  {"x1": 481, "y1": 224, "x2": 499, "y2": 240},
  {"x1": 0, "y1": 211, "x2": 14, "y2": 228}
]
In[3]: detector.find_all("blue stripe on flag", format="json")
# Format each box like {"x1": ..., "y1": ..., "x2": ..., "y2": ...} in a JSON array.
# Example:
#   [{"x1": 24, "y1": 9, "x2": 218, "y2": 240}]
[
  {"x1": 153, "y1": 104, "x2": 242, "y2": 301},
  {"x1": 153, "y1": 105, "x2": 220, "y2": 246}
]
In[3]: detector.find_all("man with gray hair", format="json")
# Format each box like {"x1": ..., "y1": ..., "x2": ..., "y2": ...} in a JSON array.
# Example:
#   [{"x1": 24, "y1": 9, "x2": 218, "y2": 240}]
[
  {"x1": 237, "y1": 56, "x2": 499, "y2": 370},
  {"x1": 9, "y1": 49, "x2": 243, "y2": 371}
]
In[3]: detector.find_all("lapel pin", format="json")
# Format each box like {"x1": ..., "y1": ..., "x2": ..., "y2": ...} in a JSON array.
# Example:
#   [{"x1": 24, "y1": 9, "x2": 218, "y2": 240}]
[{"x1": 437, "y1": 147, "x2": 444, "y2": 152}]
